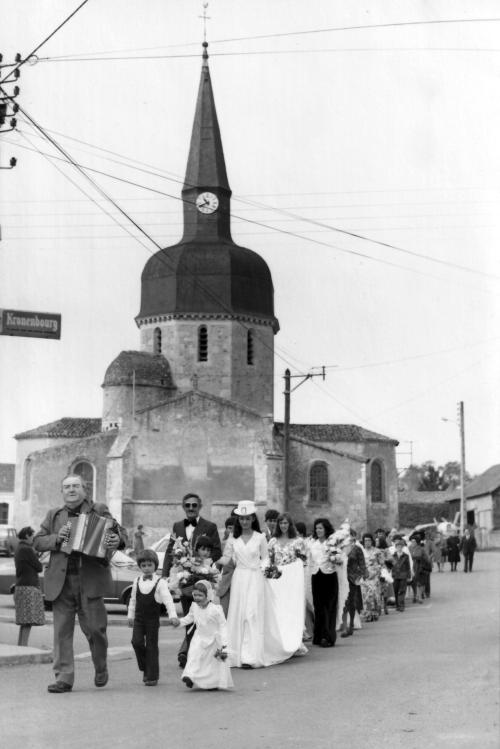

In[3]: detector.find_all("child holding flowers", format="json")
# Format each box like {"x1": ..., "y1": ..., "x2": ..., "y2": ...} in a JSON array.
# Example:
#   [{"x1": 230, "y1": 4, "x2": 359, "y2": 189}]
[{"x1": 172, "y1": 580, "x2": 233, "y2": 690}]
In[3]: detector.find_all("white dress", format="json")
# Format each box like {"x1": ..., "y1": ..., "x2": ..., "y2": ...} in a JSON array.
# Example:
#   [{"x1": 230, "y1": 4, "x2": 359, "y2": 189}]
[
  {"x1": 179, "y1": 602, "x2": 234, "y2": 690},
  {"x1": 224, "y1": 532, "x2": 268, "y2": 668},
  {"x1": 264, "y1": 538, "x2": 308, "y2": 662}
]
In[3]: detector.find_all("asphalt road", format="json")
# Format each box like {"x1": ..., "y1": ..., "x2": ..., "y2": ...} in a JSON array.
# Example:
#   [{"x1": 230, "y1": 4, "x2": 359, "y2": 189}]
[{"x1": 0, "y1": 552, "x2": 498, "y2": 749}]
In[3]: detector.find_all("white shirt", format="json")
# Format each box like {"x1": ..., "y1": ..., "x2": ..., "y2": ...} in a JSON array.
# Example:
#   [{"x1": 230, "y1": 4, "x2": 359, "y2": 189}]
[
  {"x1": 308, "y1": 538, "x2": 336, "y2": 575},
  {"x1": 185, "y1": 518, "x2": 198, "y2": 541},
  {"x1": 127, "y1": 573, "x2": 178, "y2": 620}
]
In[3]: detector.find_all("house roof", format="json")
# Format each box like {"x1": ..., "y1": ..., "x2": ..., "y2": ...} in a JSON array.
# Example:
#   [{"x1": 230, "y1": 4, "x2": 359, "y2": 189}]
[
  {"x1": 398, "y1": 490, "x2": 456, "y2": 504},
  {"x1": 448, "y1": 464, "x2": 500, "y2": 500},
  {"x1": 15, "y1": 418, "x2": 102, "y2": 440},
  {"x1": 274, "y1": 423, "x2": 398, "y2": 445},
  {"x1": 0, "y1": 463, "x2": 15, "y2": 492}
]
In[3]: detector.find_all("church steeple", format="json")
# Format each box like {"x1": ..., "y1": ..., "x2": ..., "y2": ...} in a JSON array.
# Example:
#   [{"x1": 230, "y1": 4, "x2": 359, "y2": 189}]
[{"x1": 182, "y1": 43, "x2": 232, "y2": 242}]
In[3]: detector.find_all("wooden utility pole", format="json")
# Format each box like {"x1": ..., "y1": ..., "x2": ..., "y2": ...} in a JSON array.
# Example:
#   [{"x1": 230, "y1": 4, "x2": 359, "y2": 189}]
[
  {"x1": 283, "y1": 366, "x2": 326, "y2": 510},
  {"x1": 458, "y1": 401, "x2": 466, "y2": 535}
]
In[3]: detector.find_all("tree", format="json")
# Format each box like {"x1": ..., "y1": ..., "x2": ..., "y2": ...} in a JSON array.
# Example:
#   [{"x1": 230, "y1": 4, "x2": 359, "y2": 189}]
[{"x1": 400, "y1": 461, "x2": 473, "y2": 493}]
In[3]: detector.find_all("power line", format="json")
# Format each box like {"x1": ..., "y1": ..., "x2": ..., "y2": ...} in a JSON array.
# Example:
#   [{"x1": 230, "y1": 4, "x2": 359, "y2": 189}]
[
  {"x1": 9, "y1": 127, "x2": 500, "y2": 288},
  {"x1": 0, "y1": 0, "x2": 90, "y2": 85}
]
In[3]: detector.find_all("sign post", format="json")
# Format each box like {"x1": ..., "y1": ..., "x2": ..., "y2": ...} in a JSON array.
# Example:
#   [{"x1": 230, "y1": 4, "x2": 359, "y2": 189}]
[{"x1": 0, "y1": 309, "x2": 61, "y2": 339}]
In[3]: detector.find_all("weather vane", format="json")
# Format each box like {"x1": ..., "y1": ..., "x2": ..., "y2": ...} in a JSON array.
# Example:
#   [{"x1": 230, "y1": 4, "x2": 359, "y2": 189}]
[{"x1": 199, "y1": 2, "x2": 210, "y2": 44}]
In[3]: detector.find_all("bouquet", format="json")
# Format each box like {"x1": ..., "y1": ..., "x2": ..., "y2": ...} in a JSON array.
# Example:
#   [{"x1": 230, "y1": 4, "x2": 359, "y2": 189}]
[
  {"x1": 262, "y1": 548, "x2": 282, "y2": 579},
  {"x1": 325, "y1": 532, "x2": 347, "y2": 566},
  {"x1": 169, "y1": 536, "x2": 218, "y2": 595},
  {"x1": 214, "y1": 647, "x2": 228, "y2": 661}
]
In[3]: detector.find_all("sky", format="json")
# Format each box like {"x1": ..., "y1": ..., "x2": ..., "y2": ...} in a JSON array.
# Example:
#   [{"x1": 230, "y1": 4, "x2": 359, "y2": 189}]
[{"x1": 1, "y1": 0, "x2": 499, "y2": 477}]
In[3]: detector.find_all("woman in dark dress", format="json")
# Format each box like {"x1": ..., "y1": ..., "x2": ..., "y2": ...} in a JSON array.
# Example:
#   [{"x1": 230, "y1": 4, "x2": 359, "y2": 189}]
[
  {"x1": 446, "y1": 532, "x2": 461, "y2": 572},
  {"x1": 14, "y1": 526, "x2": 45, "y2": 646}
]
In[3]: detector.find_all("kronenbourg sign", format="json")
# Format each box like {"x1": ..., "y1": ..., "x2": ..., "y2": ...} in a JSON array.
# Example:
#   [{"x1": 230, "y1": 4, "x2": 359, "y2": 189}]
[{"x1": 0, "y1": 309, "x2": 61, "y2": 339}]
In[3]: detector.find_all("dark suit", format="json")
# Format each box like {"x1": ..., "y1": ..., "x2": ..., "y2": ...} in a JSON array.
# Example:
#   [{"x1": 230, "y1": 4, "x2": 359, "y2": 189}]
[
  {"x1": 162, "y1": 515, "x2": 221, "y2": 663},
  {"x1": 34, "y1": 499, "x2": 127, "y2": 687}
]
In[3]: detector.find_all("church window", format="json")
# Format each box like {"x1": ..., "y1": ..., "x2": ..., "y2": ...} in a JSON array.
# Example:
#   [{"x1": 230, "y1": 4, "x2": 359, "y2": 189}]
[
  {"x1": 370, "y1": 459, "x2": 384, "y2": 503},
  {"x1": 153, "y1": 327, "x2": 162, "y2": 354},
  {"x1": 247, "y1": 329, "x2": 254, "y2": 365},
  {"x1": 71, "y1": 460, "x2": 95, "y2": 502},
  {"x1": 198, "y1": 326, "x2": 208, "y2": 362},
  {"x1": 309, "y1": 461, "x2": 329, "y2": 504}
]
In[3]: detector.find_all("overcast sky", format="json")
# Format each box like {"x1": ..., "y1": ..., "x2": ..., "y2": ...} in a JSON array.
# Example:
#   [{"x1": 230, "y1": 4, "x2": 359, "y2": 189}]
[{"x1": 1, "y1": 0, "x2": 499, "y2": 476}]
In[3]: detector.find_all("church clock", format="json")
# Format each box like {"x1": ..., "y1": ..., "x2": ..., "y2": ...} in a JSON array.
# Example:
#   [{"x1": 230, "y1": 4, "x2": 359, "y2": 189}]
[{"x1": 196, "y1": 191, "x2": 219, "y2": 214}]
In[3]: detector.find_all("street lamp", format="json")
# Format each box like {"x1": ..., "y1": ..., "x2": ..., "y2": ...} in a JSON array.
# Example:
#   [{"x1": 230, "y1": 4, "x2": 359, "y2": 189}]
[{"x1": 441, "y1": 401, "x2": 466, "y2": 534}]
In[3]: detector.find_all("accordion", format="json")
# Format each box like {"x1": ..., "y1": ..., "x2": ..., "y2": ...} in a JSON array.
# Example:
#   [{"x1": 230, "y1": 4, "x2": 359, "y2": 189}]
[{"x1": 61, "y1": 513, "x2": 116, "y2": 558}]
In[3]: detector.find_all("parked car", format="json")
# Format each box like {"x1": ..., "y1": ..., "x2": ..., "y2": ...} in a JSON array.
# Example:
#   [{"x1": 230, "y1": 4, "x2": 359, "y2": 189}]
[
  {"x1": 0, "y1": 549, "x2": 139, "y2": 608},
  {"x1": 150, "y1": 534, "x2": 171, "y2": 570},
  {"x1": 0, "y1": 526, "x2": 17, "y2": 556}
]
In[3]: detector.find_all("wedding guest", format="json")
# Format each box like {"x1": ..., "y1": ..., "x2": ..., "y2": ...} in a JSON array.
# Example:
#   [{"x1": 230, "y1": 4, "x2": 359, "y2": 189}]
[
  {"x1": 460, "y1": 529, "x2": 477, "y2": 573},
  {"x1": 14, "y1": 526, "x2": 45, "y2": 646},
  {"x1": 128, "y1": 549, "x2": 179, "y2": 686},
  {"x1": 360, "y1": 533, "x2": 384, "y2": 622},
  {"x1": 340, "y1": 533, "x2": 367, "y2": 638},
  {"x1": 447, "y1": 531, "x2": 461, "y2": 572},
  {"x1": 391, "y1": 538, "x2": 412, "y2": 612},
  {"x1": 264, "y1": 509, "x2": 279, "y2": 541},
  {"x1": 308, "y1": 518, "x2": 340, "y2": 648},
  {"x1": 409, "y1": 535, "x2": 431, "y2": 603},
  {"x1": 162, "y1": 493, "x2": 221, "y2": 668},
  {"x1": 216, "y1": 517, "x2": 236, "y2": 617},
  {"x1": 133, "y1": 525, "x2": 145, "y2": 556},
  {"x1": 173, "y1": 580, "x2": 233, "y2": 690}
]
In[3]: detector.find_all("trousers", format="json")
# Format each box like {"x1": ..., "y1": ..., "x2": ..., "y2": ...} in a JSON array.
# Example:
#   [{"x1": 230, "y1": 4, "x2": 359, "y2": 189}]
[
  {"x1": 393, "y1": 578, "x2": 408, "y2": 610},
  {"x1": 52, "y1": 572, "x2": 108, "y2": 686}
]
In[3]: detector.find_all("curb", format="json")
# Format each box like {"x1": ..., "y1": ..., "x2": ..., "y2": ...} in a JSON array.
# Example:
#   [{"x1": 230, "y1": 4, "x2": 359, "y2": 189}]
[{"x1": 0, "y1": 647, "x2": 53, "y2": 666}]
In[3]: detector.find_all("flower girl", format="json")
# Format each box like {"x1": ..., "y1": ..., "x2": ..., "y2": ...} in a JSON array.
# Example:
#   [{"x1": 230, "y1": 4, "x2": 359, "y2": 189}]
[{"x1": 173, "y1": 580, "x2": 233, "y2": 690}]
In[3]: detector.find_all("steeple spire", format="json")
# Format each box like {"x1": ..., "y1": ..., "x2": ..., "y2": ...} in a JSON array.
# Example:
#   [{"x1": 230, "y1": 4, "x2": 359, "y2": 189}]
[{"x1": 181, "y1": 41, "x2": 232, "y2": 241}]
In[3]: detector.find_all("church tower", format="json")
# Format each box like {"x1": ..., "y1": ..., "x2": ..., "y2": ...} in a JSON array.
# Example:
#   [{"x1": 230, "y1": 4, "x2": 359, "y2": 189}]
[{"x1": 136, "y1": 44, "x2": 279, "y2": 416}]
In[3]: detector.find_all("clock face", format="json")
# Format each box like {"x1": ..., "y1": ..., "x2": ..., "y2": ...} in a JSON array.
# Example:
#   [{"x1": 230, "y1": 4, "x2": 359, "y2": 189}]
[{"x1": 196, "y1": 192, "x2": 219, "y2": 214}]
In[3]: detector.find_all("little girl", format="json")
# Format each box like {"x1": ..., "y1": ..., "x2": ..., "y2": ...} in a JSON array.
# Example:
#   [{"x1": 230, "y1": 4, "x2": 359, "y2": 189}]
[{"x1": 173, "y1": 580, "x2": 233, "y2": 690}]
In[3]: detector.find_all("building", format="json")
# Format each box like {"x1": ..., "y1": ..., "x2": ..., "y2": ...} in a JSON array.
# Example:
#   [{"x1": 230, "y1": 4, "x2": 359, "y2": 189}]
[
  {"x1": 0, "y1": 463, "x2": 15, "y2": 524},
  {"x1": 446, "y1": 464, "x2": 500, "y2": 548},
  {"x1": 11, "y1": 44, "x2": 399, "y2": 538}
]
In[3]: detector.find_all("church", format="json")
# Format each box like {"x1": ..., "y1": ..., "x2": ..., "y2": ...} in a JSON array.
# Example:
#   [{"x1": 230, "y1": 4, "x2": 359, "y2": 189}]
[{"x1": 12, "y1": 44, "x2": 399, "y2": 537}]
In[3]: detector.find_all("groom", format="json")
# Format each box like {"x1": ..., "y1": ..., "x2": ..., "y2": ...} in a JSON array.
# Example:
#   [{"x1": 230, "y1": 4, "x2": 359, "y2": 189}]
[{"x1": 162, "y1": 493, "x2": 222, "y2": 667}]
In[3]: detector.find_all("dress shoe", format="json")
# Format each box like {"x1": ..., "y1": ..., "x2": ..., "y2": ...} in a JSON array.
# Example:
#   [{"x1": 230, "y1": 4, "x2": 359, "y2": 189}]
[
  {"x1": 47, "y1": 681, "x2": 72, "y2": 693},
  {"x1": 340, "y1": 628, "x2": 353, "y2": 638},
  {"x1": 178, "y1": 654, "x2": 187, "y2": 668},
  {"x1": 94, "y1": 669, "x2": 109, "y2": 688},
  {"x1": 182, "y1": 676, "x2": 194, "y2": 688},
  {"x1": 144, "y1": 680, "x2": 158, "y2": 686}
]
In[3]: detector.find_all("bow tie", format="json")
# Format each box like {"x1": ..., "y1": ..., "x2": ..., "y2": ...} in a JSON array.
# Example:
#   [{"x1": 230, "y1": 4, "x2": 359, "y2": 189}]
[
  {"x1": 143, "y1": 574, "x2": 154, "y2": 581},
  {"x1": 184, "y1": 519, "x2": 197, "y2": 527}
]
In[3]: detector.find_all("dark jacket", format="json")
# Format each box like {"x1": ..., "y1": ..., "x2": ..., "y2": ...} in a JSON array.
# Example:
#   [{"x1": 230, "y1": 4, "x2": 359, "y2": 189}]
[
  {"x1": 391, "y1": 552, "x2": 412, "y2": 580},
  {"x1": 162, "y1": 517, "x2": 222, "y2": 577},
  {"x1": 460, "y1": 536, "x2": 477, "y2": 555},
  {"x1": 34, "y1": 499, "x2": 127, "y2": 602},
  {"x1": 346, "y1": 544, "x2": 368, "y2": 584},
  {"x1": 15, "y1": 541, "x2": 43, "y2": 588}
]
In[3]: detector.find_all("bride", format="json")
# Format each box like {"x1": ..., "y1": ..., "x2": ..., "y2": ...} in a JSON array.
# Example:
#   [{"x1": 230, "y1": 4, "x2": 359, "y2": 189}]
[{"x1": 264, "y1": 513, "x2": 308, "y2": 662}]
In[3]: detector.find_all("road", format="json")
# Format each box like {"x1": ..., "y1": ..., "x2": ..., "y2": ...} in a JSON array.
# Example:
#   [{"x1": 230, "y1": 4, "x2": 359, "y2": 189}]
[{"x1": 0, "y1": 552, "x2": 498, "y2": 749}]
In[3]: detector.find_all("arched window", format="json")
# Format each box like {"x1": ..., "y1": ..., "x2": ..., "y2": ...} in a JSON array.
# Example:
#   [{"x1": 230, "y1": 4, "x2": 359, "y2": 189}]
[
  {"x1": 198, "y1": 325, "x2": 208, "y2": 362},
  {"x1": 370, "y1": 459, "x2": 384, "y2": 503},
  {"x1": 153, "y1": 327, "x2": 162, "y2": 354},
  {"x1": 247, "y1": 329, "x2": 254, "y2": 365},
  {"x1": 309, "y1": 462, "x2": 329, "y2": 504},
  {"x1": 72, "y1": 460, "x2": 95, "y2": 502}
]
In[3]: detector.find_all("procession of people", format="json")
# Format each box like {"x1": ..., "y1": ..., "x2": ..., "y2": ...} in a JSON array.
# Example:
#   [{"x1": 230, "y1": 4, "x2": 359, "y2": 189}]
[{"x1": 13, "y1": 474, "x2": 477, "y2": 693}]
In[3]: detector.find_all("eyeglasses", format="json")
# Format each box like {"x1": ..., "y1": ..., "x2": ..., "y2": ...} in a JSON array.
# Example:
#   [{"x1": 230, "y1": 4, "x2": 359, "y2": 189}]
[{"x1": 184, "y1": 504, "x2": 199, "y2": 509}]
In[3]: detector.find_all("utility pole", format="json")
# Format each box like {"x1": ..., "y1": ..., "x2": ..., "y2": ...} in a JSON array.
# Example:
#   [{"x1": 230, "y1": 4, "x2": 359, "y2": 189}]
[
  {"x1": 458, "y1": 401, "x2": 466, "y2": 535},
  {"x1": 283, "y1": 366, "x2": 326, "y2": 510}
]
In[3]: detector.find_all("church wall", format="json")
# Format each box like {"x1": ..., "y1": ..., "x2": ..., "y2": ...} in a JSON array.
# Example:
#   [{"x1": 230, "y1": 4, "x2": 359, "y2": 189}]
[
  {"x1": 286, "y1": 441, "x2": 367, "y2": 532},
  {"x1": 121, "y1": 393, "x2": 274, "y2": 537},
  {"x1": 13, "y1": 433, "x2": 117, "y2": 530},
  {"x1": 230, "y1": 322, "x2": 274, "y2": 416}
]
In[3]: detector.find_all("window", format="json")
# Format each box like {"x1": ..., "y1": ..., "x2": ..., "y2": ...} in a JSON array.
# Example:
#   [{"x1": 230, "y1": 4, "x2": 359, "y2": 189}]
[
  {"x1": 0, "y1": 504, "x2": 8, "y2": 524},
  {"x1": 198, "y1": 325, "x2": 208, "y2": 362},
  {"x1": 370, "y1": 460, "x2": 384, "y2": 503},
  {"x1": 153, "y1": 327, "x2": 162, "y2": 354},
  {"x1": 72, "y1": 460, "x2": 95, "y2": 501},
  {"x1": 309, "y1": 462, "x2": 329, "y2": 504},
  {"x1": 247, "y1": 329, "x2": 254, "y2": 365}
]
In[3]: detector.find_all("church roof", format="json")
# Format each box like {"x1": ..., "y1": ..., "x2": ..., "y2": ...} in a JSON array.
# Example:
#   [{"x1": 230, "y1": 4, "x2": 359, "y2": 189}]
[
  {"x1": 0, "y1": 463, "x2": 15, "y2": 492},
  {"x1": 137, "y1": 45, "x2": 278, "y2": 331},
  {"x1": 274, "y1": 423, "x2": 399, "y2": 445},
  {"x1": 102, "y1": 350, "x2": 175, "y2": 388},
  {"x1": 15, "y1": 418, "x2": 102, "y2": 440}
]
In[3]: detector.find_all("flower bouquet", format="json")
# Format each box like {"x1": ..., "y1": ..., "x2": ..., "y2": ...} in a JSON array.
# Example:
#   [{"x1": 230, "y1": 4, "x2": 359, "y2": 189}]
[
  {"x1": 214, "y1": 647, "x2": 228, "y2": 661},
  {"x1": 263, "y1": 548, "x2": 282, "y2": 579},
  {"x1": 325, "y1": 532, "x2": 347, "y2": 566}
]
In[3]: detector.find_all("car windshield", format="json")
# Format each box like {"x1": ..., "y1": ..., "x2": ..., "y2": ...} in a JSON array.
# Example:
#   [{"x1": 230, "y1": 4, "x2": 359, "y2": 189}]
[
  {"x1": 153, "y1": 537, "x2": 170, "y2": 553},
  {"x1": 112, "y1": 550, "x2": 138, "y2": 568},
  {"x1": 0, "y1": 528, "x2": 11, "y2": 538}
]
